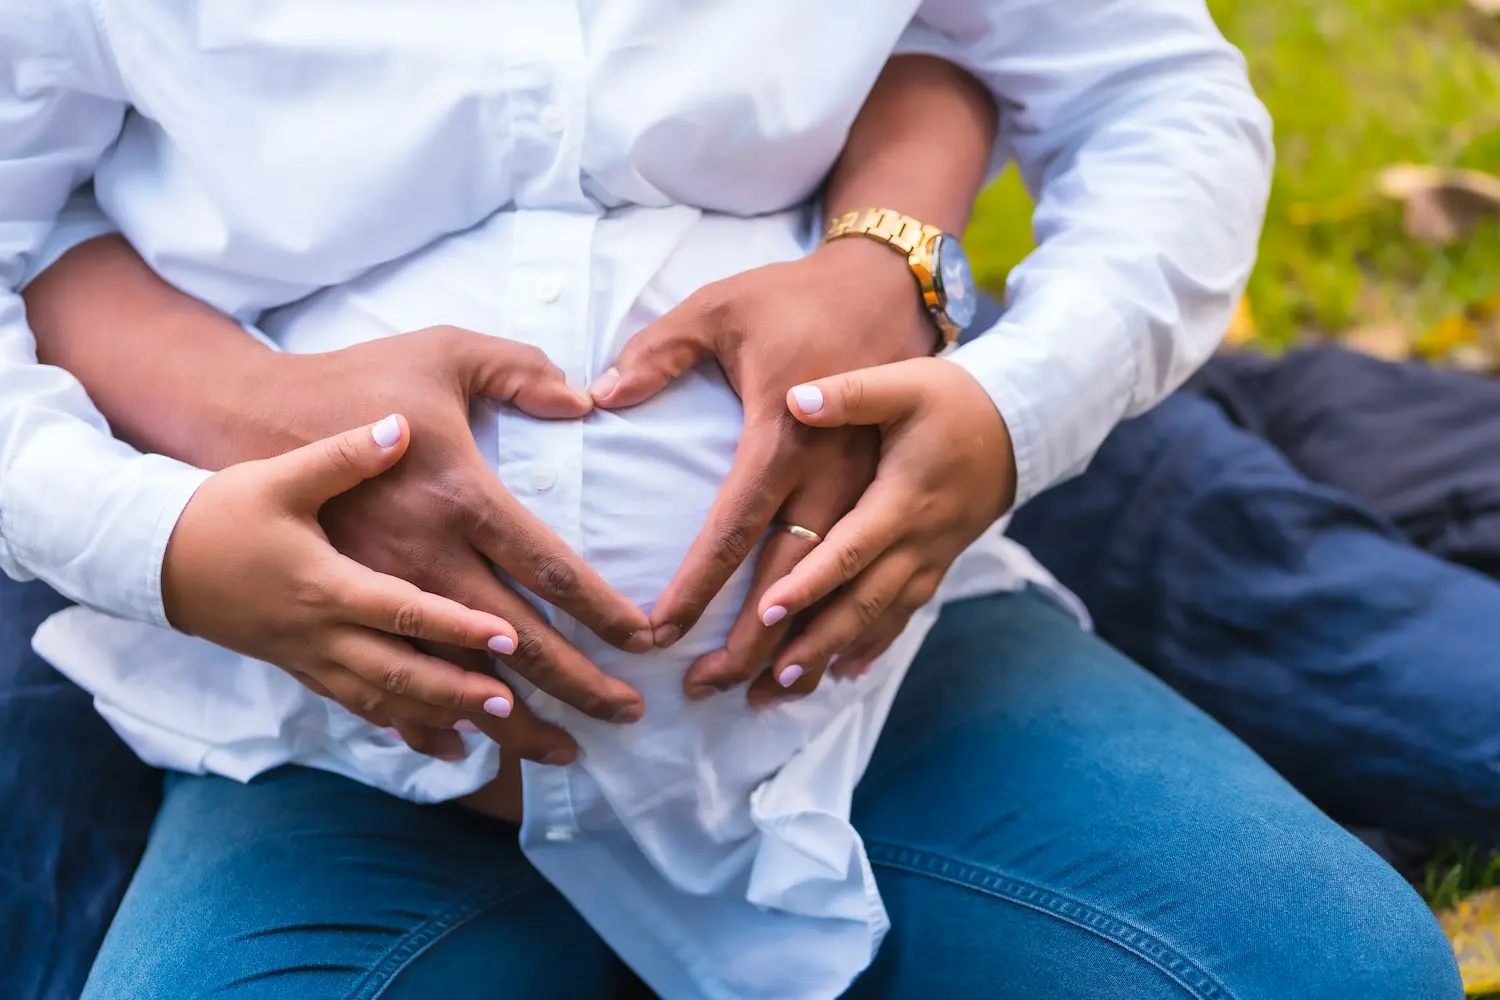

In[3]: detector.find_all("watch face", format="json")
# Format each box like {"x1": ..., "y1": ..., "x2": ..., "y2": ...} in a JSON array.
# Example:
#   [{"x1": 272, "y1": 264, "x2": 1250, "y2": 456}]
[{"x1": 933, "y1": 234, "x2": 977, "y2": 331}]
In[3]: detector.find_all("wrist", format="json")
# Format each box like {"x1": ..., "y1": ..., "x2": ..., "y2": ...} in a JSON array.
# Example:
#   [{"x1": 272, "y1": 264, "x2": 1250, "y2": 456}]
[
  {"x1": 812, "y1": 237, "x2": 936, "y2": 358},
  {"x1": 213, "y1": 349, "x2": 323, "y2": 467}
]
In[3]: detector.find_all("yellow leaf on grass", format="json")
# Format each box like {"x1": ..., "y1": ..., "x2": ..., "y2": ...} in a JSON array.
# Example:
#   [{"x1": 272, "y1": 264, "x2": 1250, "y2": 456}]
[
  {"x1": 1223, "y1": 296, "x2": 1257, "y2": 347},
  {"x1": 1438, "y1": 887, "x2": 1500, "y2": 994},
  {"x1": 1416, "y1": 314, "x2": 1480, "y2": 360}
]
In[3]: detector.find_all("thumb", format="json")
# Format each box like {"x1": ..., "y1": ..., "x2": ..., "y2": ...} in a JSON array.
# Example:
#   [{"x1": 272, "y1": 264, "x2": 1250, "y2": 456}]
[
  {"x1": 590, "y1": 307, "x2": 710, "y2": 409},
  {"x1": 269, "y1": 414, "x2": 410, "y2": 511},
  {"x1": 785, "y1": 358, "x2": 934, "y2": 429},
  {"x1": 457, "y1": 333, "x2": 593, "y2": 420}
]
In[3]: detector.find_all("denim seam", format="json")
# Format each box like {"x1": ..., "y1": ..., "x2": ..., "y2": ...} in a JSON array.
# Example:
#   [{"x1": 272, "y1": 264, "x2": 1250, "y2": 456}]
[
  {"x1": 346, "y1": 876, "x2": 546, "y2": 1000},
  {"x1": 866, "y1": 842, "x2": 1238, "y2": 1000}
]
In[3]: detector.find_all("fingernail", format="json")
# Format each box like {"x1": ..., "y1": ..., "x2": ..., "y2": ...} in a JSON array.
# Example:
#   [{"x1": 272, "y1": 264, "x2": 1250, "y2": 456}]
[
  {"x1": 437, "y1": 750, "x2": 467, "y2": 762},
  {"x1": 626, "y1": 629, "x2": 655, "y2": 654},
  {"x1": 381, "y1": 727, "x2": 402, "y2": 740},
  {"x1": 761, "y1": 605, "x2": 787, "y2": 627},
  {"x1": 590, "y1": 367, "x2": 621, "y2": 400},
  {"x1": 541, "y1": 748, "x2": 577, "y2": 766},
  {"x1": 654, "y1": 623, "x2": 682, "y2": 648},
  {"x1": 371, "y1": 414, "x2": 402, "y2": 449},
  {"x1": 685, "y1": 683, "x2": 715, "y2": 701},
  {"x1": 453, "y1": 719, "x2": 481, "y2": 733},
  {"x1": 483, "y1": 696, "x2": 513, "y2": 719},
  {"x1": 488, "y1": 635, "x2": 516, "y2": 655},
  {"x1": 791, "y1": 385, "x2": 824, "y2": 415},
  {"x1": 777, "y1": 664, "x2": 805, "y2": 688},
  {"x1": 827, "y1": 653, "x2": 841, "y2": 667},
  {"x1": 610, "y1": 703, "x2": 644, "y2": 724}
]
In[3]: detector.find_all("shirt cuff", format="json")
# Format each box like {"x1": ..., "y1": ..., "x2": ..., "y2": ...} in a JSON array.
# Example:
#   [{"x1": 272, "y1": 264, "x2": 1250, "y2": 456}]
[
  {"x1": 0, "y1": 429, "x2": 211, "y2": 627},
  {"x1": 945, "y1": 278, "x2": 1136, "y2": 509}
]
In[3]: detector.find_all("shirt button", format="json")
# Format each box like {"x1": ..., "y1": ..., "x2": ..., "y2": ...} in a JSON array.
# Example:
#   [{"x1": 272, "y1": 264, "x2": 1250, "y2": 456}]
[
  {"x1": 530, "y1": 464, "x2": 558, "y2": 492},
  {"x1": 534, "y1": 275, "x2": 563, "y2": 304},
  {"x1": 544, "y1": 824, "x2": 576, "y2": 843},
  {"x1": 538, "y1": 104, "x2": 565, "y2": 135}
]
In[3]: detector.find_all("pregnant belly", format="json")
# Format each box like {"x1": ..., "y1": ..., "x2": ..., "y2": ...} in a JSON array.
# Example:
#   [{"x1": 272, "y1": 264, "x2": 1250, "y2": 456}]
[{"x1": 465, "y1": 371, "x2": 750, "y2": 823}]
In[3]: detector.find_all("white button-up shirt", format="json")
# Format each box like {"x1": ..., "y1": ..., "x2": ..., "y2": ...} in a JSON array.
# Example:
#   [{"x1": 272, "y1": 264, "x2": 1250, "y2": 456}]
[{"x1": 0, "y1": 3, "x2": 1271, "y2": 998}]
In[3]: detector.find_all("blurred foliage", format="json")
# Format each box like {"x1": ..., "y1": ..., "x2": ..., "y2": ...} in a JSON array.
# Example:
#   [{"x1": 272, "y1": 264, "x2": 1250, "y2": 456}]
[{"x1": 963, "y1": 0, "x2": 1500, "y2": 347}]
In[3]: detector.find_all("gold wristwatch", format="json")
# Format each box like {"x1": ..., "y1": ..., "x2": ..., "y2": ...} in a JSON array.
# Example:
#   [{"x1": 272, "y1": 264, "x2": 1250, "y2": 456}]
[{"x1": 823, "y1": 207, "x2": 977, "y2": 349}]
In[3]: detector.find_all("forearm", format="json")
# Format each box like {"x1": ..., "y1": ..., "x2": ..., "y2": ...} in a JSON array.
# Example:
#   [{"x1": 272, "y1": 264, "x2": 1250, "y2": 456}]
[
  {"x1": 23, "y1": 234, "x2": 293, "y2": 470},
  {"x1": 823, "y1": 54, "x2": 997, "y2": 235}
]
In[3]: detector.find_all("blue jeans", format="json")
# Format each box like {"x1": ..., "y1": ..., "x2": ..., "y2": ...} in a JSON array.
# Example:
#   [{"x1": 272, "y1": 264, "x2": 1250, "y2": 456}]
[
  {"x1": 1009, "y1": 393, "x2": 1500, "y2": 846},
  {"x1": 0, "y1": 575, "x2": 163, "y2": 1000},
  {"x1": 81, "y1": 591, "x2": 1458, "y2": 999}
]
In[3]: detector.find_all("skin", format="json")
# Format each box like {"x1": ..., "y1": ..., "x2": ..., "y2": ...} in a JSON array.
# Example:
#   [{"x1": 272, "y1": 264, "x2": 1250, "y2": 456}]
[
  {"x1": 591, "y1": 54, "x2": 1000, "y2": 703},
  {"x1": 19, "y1": 56, "x2": 1007, "y2": 816}
]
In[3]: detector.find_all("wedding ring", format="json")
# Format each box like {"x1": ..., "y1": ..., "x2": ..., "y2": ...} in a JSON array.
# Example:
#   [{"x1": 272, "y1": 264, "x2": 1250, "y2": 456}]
[{"x1": 782, "y1": 524, "x2": 822, "y2": 544}]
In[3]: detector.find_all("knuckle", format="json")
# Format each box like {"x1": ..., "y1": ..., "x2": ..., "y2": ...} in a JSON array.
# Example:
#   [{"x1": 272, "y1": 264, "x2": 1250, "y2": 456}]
[
  {"x1": 422, "y1": 324, "x2": 467, "y2": 353},
  {"x1": 530, "y1": 556, "x2": 580, "y2": 604},
  {"x1": 379, "y1": 660, "x2": 412, "y2": 696},
  {"x1": 322, "y1": 435, "x2": 364, "y2": 477},
  {"x1": 290, "y1": 571, "x2": 336, "y2": 615},
  {"x1": 851, "y1": 591, "x2": 887, "y2": 627},
  {"x1": 356, "y1": 690, "x2": 388, "y2": 716},
  {"x1": 711, "y1": 521, "x2": 758, "y2": 570},
  {"x1": 389, "y1": 599, "x2": 425, "y2": 637},
  {"x1": 689, "y1": 284, "x2": 730, "y2": 327},
  {"x1": 904, "y1": 574, "x2": 941, "y2": 611},
  {"x1": 835, "y1": 544, "x2": 865, "y2": 585},
  {"x1": 508, "y1": 342, "x2": 549, "y2": 371},
  {"x1": 839, "y1": 375, "x2": 865, "y2": 414},
  {"x1": 505, "y1": 628, "x2": 549, "y2": 673}
]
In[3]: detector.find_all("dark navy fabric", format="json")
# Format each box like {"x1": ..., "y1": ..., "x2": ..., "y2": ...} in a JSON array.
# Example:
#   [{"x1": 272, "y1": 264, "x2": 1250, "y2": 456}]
[
  {"x1": 1187, "y1": 346, "x2": 1500, "y2": 578},
  {"x1": 0, "y1": 575, "x2": 162, "y2": 1000},
  {"x1": 1009, "y1": 392, "x2": 1500, "y2": 845}
]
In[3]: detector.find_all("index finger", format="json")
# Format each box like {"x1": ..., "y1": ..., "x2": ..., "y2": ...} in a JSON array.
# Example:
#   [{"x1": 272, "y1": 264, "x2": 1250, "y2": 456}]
[
  {"x1": 649, "y1": 418, "x2": 800, "y2": 647},
  {"x1": 468, "y1": 477, "x2": 654, "y2": 653},
  {"x1": 333, "y1": 559, "x2": 519, "y2": 653}
]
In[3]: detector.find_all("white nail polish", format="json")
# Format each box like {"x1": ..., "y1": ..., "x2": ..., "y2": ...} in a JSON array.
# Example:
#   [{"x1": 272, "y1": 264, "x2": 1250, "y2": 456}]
[
  {"x1": 791, "y1": 385, "x2": 824, "y2": 415},
  {"x1": 488, "y1": 635, "x2": 516, "y2": 655},
  {"x1": 371, "y1": 414, "x2": 401, "y2": 449}
]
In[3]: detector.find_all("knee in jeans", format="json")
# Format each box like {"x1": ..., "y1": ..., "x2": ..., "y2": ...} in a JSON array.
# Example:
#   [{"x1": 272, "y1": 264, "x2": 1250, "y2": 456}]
[{"x1": 1293, "y1": 877, "x2": 1460, "y2": 1000}]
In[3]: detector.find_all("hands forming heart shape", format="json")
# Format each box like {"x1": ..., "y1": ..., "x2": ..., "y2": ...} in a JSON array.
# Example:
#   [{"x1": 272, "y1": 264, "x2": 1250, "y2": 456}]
[{"x1": 154, "y1": 241, "x2": 1012, "y2": 764}]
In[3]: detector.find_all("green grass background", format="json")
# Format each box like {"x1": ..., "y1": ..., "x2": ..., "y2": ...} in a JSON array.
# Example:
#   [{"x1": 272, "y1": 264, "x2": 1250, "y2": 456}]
[{"x1": 964, "y1": 0, "x2": 1500, "y2": 346}]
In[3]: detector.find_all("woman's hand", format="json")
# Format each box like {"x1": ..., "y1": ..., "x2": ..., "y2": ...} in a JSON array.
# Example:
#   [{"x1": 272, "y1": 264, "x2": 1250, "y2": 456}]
[
  {"x1": 591, "y1": 239, "x2": 931, "y2": 697},
  {"x1": 740, "y1": 358, "x2": 1016, "y2": 704},
  {"x1": 163, "y1": 415, "x2": 577, "y2": 759}
]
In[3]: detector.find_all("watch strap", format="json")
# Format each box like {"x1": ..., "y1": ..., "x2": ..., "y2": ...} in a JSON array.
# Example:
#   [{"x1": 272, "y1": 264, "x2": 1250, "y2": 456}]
[{"x1": 824, "y1": 207, "x2": 940, "y2": 256}]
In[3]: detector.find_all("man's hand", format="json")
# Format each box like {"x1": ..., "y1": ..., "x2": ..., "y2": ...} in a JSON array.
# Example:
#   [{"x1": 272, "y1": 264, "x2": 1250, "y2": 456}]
[
  {"x1": 590, "y1": 238, "x2": 934, "y2": 699},
  {"x1": 221, "y1": 327, "x2": 655, "y2": 761},
  {"x1": 164, "y1": 415, "x2": 532, "y2": 756}
]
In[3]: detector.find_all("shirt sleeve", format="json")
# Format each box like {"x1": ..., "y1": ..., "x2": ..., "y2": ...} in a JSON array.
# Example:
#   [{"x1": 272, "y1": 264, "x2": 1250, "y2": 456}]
[
  {"x1": 0, "y1": 3, "x2": 212, "y2": 625},
  {"x1": 895, "y1": 0, "x2": 1273, "y2": 507}
]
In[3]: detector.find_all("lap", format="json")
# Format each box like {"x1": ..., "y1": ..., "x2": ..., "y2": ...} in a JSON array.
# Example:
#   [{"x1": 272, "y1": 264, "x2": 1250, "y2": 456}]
[
  {"x1": 849, "y1": 590, "x2": 1457, "y2": 999},
  {"x1": 84, "y1": 591, "x2": 1459, "y2": 999},
  {"x1": 82, "y1": 768, "x2": 637, "y2": 1000}
]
